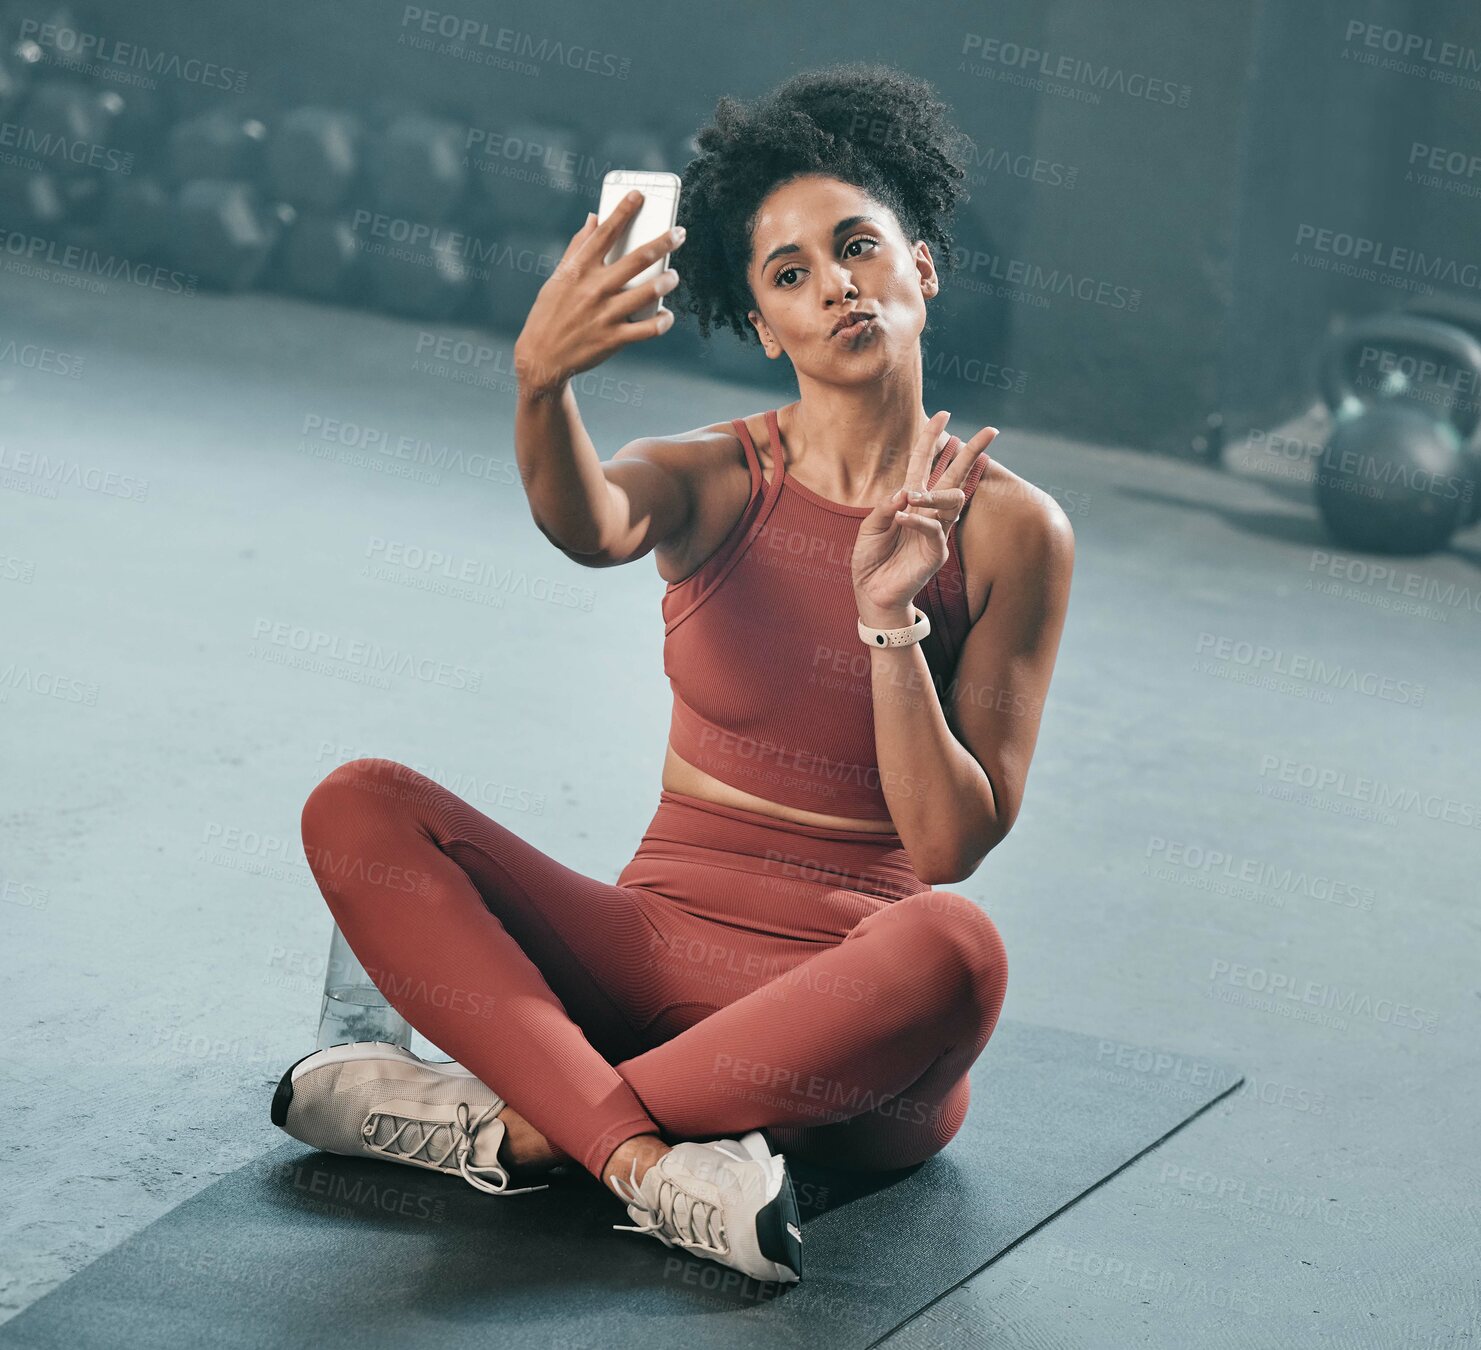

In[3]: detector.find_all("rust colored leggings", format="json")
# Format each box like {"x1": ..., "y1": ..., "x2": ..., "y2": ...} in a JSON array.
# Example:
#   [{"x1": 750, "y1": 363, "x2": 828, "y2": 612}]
[{"x1": 301, "y1": 757, "x2": 1008, "y2": 1181}]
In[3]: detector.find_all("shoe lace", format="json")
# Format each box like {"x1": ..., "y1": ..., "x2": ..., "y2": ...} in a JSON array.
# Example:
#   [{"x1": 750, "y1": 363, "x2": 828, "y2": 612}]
[
  {"x1": 608, "y1": 1152, "x2": 731, "y2": 1258},
  {"x1": 362, "y1": 1100, "x2": 549, "y2": 1196}
]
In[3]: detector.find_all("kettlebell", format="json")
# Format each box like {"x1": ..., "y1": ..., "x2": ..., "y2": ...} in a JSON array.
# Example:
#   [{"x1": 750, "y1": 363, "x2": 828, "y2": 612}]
[{"x1": 1316, "y1": 313, "x2": 1481, "y2": 555}]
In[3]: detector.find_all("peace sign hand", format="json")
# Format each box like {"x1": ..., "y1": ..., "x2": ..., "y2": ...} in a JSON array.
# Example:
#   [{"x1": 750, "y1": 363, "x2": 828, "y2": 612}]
[{"x1": 851, "y1": 411, "x2": 999, "y2": 628}]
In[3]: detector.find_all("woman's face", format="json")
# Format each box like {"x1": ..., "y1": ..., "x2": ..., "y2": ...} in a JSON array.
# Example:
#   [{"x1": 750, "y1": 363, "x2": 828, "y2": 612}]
[{"x1": 745, "y1": 173, "x2": 938, "y2": 380}]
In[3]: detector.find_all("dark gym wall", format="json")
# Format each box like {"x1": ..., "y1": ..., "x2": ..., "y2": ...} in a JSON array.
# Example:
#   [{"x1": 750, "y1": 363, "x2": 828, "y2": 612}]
[
  {"x1": 1222, "y1": 0, "x2": 1481, "y2": 449},
  {"x1": 49, "y1": 0, "x2": 1464, "y2": 459},
  {"x1": 1006, "y1": 0, "x2": 1256, "y2": 459}
]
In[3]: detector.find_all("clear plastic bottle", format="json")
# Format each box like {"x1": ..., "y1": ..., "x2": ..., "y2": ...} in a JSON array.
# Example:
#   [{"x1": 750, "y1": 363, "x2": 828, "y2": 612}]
[{"x1": 316, "y1": 923, "x2": 412, "y2": 1050}]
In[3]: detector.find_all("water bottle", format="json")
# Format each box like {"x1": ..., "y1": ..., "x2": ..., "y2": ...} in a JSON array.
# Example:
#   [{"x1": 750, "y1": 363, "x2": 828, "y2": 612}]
[{"x1": 316, "y1": 923, "x2": 412, "y2": 1050}]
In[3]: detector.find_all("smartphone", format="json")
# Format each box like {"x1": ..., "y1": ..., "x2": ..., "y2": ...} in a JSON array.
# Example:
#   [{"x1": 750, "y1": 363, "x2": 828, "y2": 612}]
[{"x1": 597, "y1": 169, "x2": 681, "y2": 322}]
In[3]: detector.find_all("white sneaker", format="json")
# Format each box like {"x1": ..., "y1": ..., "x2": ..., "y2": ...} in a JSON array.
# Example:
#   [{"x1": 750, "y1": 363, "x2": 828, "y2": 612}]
[
  {"x1": 271, "y1": 1041, "x2": 548, "y2": 1196},
  {"x1": 608, "y1": 1127, "x2": 803, "y2": 1283}
]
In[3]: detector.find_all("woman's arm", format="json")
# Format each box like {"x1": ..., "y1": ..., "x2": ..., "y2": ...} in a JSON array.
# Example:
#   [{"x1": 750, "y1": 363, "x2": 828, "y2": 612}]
[
  {"x1": 511, "y1": 192, "x2": 691, "y2": 566},
  {"x1": 514, "y1": 381, "x2": 695, "y2": 567},
  {"x1": 867, "y1": 490, "x2": 1075, "y2": 884}
]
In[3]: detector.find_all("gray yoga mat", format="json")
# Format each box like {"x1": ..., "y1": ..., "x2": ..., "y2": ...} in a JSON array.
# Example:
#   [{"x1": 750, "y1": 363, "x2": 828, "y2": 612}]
[{"x1": 0, "y1": 1022, "x2": 1240, "y2": 1350}]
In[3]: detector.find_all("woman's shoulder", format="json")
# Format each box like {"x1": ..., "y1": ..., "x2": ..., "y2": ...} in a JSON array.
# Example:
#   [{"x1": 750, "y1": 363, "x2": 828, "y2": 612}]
[
  {"x1": 966, "y1": 457, "x2": 1063, "y2": 522},
  {"x1": 957, "y1": 458, "x2": 1076, "y2": 625},
  {"x1": 631, "y1": 417, "x2": 769, "y2": 586},
  {"x1": 610, "y1": 416, "x2": 752, "y2": 473}
]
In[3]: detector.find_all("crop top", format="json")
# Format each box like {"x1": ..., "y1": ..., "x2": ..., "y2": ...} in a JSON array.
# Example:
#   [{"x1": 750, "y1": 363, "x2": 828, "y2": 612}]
[{"x1": 661, "y1": 408, "x2": 989, "y2": 823}]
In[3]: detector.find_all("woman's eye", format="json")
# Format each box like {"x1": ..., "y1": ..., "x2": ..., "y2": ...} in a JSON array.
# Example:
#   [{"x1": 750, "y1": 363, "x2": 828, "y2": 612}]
[{"x1": 773, "y1": 237, "x2": 878, "y2": 287}]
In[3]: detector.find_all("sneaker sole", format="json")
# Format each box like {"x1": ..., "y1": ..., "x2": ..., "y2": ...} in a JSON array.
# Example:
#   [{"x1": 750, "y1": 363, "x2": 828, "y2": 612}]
[{"x1": 270, "y1": 1041, "x2": 474, "y2": 1129}]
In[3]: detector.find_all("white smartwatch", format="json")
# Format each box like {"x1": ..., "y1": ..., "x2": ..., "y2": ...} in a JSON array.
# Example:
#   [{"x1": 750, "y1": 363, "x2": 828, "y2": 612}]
[{"x1": 858, "y1": 606, "x2": 931, "y2": 649}]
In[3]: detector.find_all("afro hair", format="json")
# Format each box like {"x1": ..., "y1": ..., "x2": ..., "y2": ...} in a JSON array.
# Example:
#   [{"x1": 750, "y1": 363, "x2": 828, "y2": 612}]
[{"x1": 672, "y1": 62, "x2": 975, "y2": 346}]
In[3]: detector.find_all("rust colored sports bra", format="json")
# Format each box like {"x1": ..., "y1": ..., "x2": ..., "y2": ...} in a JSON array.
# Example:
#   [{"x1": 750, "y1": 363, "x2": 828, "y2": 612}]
[{"x1": 661, "y1": 408, "x2": 989, "y2": 824}]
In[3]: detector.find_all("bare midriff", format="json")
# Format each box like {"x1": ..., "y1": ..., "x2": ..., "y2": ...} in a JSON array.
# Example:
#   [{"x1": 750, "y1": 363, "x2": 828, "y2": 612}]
[{"x1": 660, "y1": 743, "x2": 901, "y2": 833}]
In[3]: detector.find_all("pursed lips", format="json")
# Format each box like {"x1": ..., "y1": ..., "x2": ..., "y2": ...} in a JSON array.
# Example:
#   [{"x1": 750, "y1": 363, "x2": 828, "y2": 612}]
[{"x1": 830, "y1": 314, "x2": 875, "y2": 340}]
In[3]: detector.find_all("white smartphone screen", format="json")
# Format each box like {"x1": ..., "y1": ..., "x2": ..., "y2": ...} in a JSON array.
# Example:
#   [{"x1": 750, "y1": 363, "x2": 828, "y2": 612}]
[{"x1": 597, "y1": 169, "x2": 681, "y2": 321}]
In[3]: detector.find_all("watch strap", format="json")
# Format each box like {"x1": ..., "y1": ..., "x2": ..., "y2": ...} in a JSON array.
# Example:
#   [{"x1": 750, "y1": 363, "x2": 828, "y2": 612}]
[{"x1": 858, "y1": 606, "x2": 931, "y2": 648}]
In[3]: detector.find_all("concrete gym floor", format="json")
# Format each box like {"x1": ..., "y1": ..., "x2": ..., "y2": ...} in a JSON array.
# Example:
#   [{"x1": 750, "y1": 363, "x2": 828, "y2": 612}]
[{"x1": 2, "y1": 260, "x2": 1478, "y2": 1350}]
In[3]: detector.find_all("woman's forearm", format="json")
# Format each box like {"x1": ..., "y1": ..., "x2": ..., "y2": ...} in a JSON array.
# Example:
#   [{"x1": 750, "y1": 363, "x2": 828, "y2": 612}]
[
  {"x1": 866, "y1": 629, "x2": 1001, "y2": 884},
  {"x1": 513, "y1": 377, "x2": 618, "y2": 555}
]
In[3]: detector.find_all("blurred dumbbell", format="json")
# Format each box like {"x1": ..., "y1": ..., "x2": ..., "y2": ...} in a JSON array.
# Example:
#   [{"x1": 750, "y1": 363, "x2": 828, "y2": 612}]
[
  {"x1": 1, "y1": 3, "x2": 82, "y2": 66},
  {"x1": 169, "y1": 105, "x2": 268, "y2": 183},
  {"x1": 172, "y1": 179, "x2": 286, "y2": 290},
  {"x1": 103, "y1": 85, "x2": 169, "y2": 165},
  {"x1": 469, "y1": 120, "x2": 580, "y2": 231},
  {"x1": 0, "y1": 158, "x2": 99, "y2": 230},
  {"x1": 369, "y1": 111, "x2": 467, "y2": 222},
  {"x1": 0, "y1": 46, "x2": 28, "y2": 113},
  {"x1": 365, "y1": 233, "x2": 471, "y2": 320},
  {"x1": 483, "y1": 229, "x2": 564, "y2": 331},
  {"x1": 17, "y1": 79, "x2": 129, "y2": 175},
  {"x1": 102, "y1": 174, "x2": 171, "y2": 260},
  {"x1": 267, "y1": 106, "x2": 362, "y2": 212},
  {"x1": 276, "y1": 213, "x2": 365, "y2": 303}
]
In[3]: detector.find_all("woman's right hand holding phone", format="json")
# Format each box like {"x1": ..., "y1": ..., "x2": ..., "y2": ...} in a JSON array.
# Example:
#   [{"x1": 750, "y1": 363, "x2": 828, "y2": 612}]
[{"x1": 513, "y1": 190, "x2": 685, "y2": 400}]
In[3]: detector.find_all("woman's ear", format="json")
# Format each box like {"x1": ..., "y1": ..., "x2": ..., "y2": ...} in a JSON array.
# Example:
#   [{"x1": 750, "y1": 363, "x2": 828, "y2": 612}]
[
  {"x1": 916, "y1": 241, "x2": 940, "y2": 298},
  {"x1": 747, "y1": 308, "x2": 781, "y2": 359}
]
